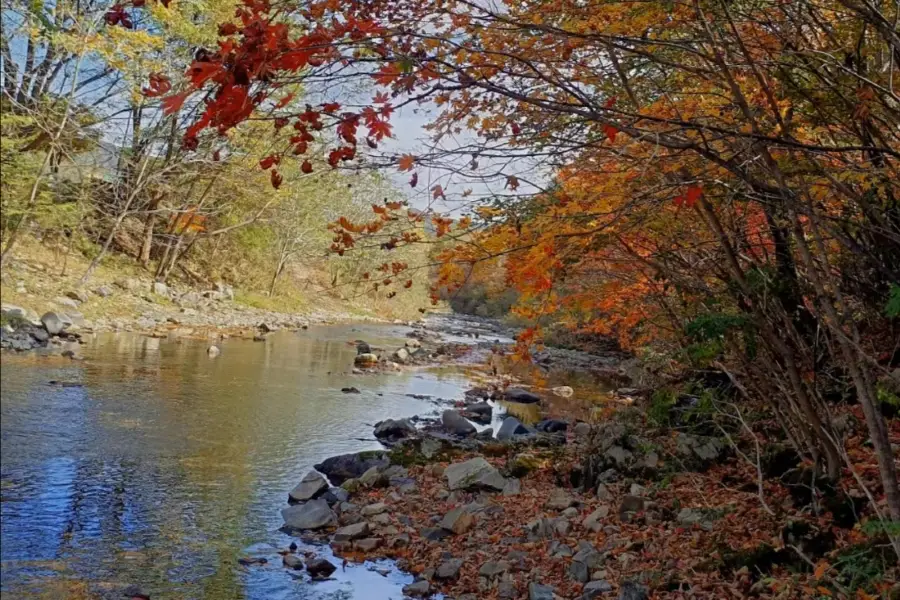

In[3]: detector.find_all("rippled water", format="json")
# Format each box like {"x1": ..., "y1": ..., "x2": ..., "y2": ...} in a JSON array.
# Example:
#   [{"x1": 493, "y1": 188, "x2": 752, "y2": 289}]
[{"x1": 1, "y1": 323, "x2": 474, "y2": 599}]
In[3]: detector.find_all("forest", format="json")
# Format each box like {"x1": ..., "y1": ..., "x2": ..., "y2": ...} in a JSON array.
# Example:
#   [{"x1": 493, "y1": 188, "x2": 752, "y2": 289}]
[{"x1": 1, "y1": 0, "x2": 899, "y2": 598}]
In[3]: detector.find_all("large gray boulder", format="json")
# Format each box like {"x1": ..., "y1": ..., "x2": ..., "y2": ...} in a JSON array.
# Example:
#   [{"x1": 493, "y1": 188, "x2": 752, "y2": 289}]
[
  {"x1": 288, "y1": 471, "x2": 328, "y2": 503},
  {"x1": 504, "y1": 387, "x2": 541, "y2": 403},
  {"x1": 41, "y1": 311, "x2": 67, "y2": 335},
  {"x1": 373, "y1": 418, "x2": 416, "y2": 441},
  {"x1": 1, "y1": 304, "x2": 28, "y2": 321},
  {"x1": 444, "y1": 457, "x2": 507, "y2": 492},
  {"x1": 497, "y1": 417, "x2": 531, "y2": 441},
  {"x1": 281, "y1": 499, "x2": 336, "y2": 531},
  {"x1": 441, "y1": 410, "x2": 476, "y2": 436},
  {"x1": 315, "y1": 451, "x2": 388, "y2": 486}
]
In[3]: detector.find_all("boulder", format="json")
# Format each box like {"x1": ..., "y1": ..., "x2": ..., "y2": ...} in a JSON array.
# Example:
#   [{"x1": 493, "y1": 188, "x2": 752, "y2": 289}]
[
  {"x1": 392, "y1": 347, "x2": 410, "y2": 363},
  {"x1": 356, "y1": 341, "x2": 371, "y2": 354},
  {"x1": 440, "y1": 506, "x2": 475, "y2": 535},
  {"x1": 546, "y1": 489, "x2": 575, "y2": 510},
  {"x1": 66, "y1": 289, "x2": 90, "y2": 303},
  {"x1": 354, "y1": 537, "x2": 382, "y2": 552},
  {"x1": 676, "y1": 507, "x2": 717, "y2": 531},
  {"x1": 152, "y1": 282, "x2": 168, "y2": 296},
  {"x1": 582, "y1": 580, "x2": 613, "y2": 599},
  {"x1": 434, "y1": 558, "x2": 463, "y2": 580},
  {"x1": 508, "y1": 452, "x2": 541, "y2": 477},
  {"x1": 41, "y1": 311, "x2": 67, "y2": 335},
  {"x1": 405, "y1": 338, "x2": 422, "y2": 349},
  {"x1": 504, "y1": 387, "x2": 541, "y2": 403},
  {"x1": 281, "y1": 499, "x2": 336, "y2": 531},
  {"x1": 536, "y1": 419, "x2": 568, "y2": 433},
  {"x1": 306, "y1": 557, "x2": 336, "y2": 579},
  {"x1": 321, "y1": 487, "x2": 350, "y2": 506},
  {"x1": 402, "y1": 580, "x2": 431, "y2": 597},
  {"x1": 115, "y1": 278, "x2": 141, "y2": 291},
  {"x1": 359, "y1": 466, "x2": 389, "y2": 488},
  {"x1": 207, "y1": 345, "x2": 220, "y2": 357},
  {"x1": 441, "y1": 410, "x2": 476, "y2": 436},
  {"x1": 334, "y1": 522, "x2": 370, "y2": 542},
  {"x1": 315, "y1": 451, "x2": 388, "y2": 486},
  {"x1": 354, "y1": 352, "x2": 379, "y2": 366},
  {"x1": 552, "y1": 385, "x2": 574, "y2": 398},
  {"x1": 1, "y1": 304, "x2": 28, "y2": 321},
  {"x1": 618, "y1": 581, "x2": 649, "y2": 600},
  {"x1": 497, "y1": 417, "x2": 530, "y2": 441},
  {"x1": 676, "y1": 433, "x2": 724, "y2": 468},
  {"x1": 282, "y1": 554, "x2": 304, "y2": 570},
  {"x1": 54, "y1": 296, "x2": 79, "y2": 309},
  {"x1": 373, "y1": 418, "x2": 416, "y2": 441},
  {"x1": 361, "y1": 502, "x2": 388, "y2": 516},
  {"x1": 444, "y1": 457, "x2": 507, "y2": 492},
  {"x1": 289, "y1": 471, "x2": 329, "y2": 503},
  {"x1": 618, "y1": 495, "x2": 645, "y2": 516},
  {"x1": 528, "y1": 583, "x2": 555, "y2": 600},
  {"x1": 582, "y1": 505, "x2": 610, "y2": 532}
]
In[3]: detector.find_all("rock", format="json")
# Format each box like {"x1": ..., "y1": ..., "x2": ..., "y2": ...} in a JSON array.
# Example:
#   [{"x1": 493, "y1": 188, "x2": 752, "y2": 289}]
[
  {"x1": 420, "y1": 526, "x2": 451, "y2": 541},
  {"x1": 619, "y1": 495, "x2": 645, "y2": 515},
  {"x1": 461, "y1": 402, "x2": 492, "y2": 424},
  {"x1": 441, "y1": 410, "x2": 476, "y2": 436},
  {"x1": 536, "y1": 419, "x2": 568, "y2": 433},
  {"x1": 354, "y1": 537, "x2": 382, "y2": 552},
  {"x1": 497, "y1": 417, "x2": 530, "y2": 441},
  {"x1": 54, "y1": 296, "x2": 79, "y2": 309},
  {"x1": 1, "y1": 304, "x2": 28, "y2": 321},
  {"x1": 238, "y1": 556, "x2": 268, "y2": 566},
  {"x1": 552, "y1": 386, "x2": 574, "y2": 398},
  {"x1": 306, "y1": 557, "x2": 336, "y2": 579},
  {"x1": 582, "y1": 505, "x2": 610, "y2": 532},
  {"x1": 321, "y1": 487, "x2": 350, "y2": 506},
  {"x1": 440, "y1": 506, "x2": 475, "y2": 534},
  {"x1": 41, "y1": 311, "x2": 67, "y2": 335},
  {"x1": 596, "y1": 484, "x2": 612, "y2": 501},
  {"x1": 435, "y1": 558, "x2": 463, "y2": 580},
  {"x1": 573, "y1": 422, "x2": 592, "y2": 438},
  {"x1": 359, "y1": 467, "x2": 389, "y2": 488},
  {"x1": 30, "y1": 327, "x2": 49, "y2": 343},
  {"x1": 356, "y1": 341, "x2": 371, "y2": 354},
  {"x1": 502, "y1": 478, "x2": 522, "y2": 496},
  {"x1": 402, "y1": 580, "x2": 431, "y2": 597},
  {"x1": 676, "y1": 433, "x2": 724, "y2": 468},
  {"x1": 405, "y1": 338, "x2": 421, "y2": 349},
  {"x1": 334, "y1": 521, "x2": 370, "y2": 542},
  {"x1": 582, "y1": 580, "x2": 613, "y2": 599},
  {"x1": 361, "y1": 502, "x2": 388, "y2": 516},
  {"x1": 498, "y1": 581, "x2": 517, "y2": 599},
  {"x1": 393, "y1": 347, "x2": 410, "y2": 362},
  {"x1": 341, "y1": 386, "x2": 360, "y2": 394},
  {"x1": 152, "y1": 282, "x2": 168, "y2": 296},
  {"x1": 528, "y1": 582, "x2": 555, "y2": 600},
  {"x1": 445, "y1": 457, "x2": 508, "y2": 492},
  {"x1": 354, "y1": 352, "x2": 379, "y2": 366},
  {"x1": 207, "y1": 345, "x2": 220, "y2": 356},
  {"x1": 508, "y1": 452, "x2": 541, "y2": 477},
  {"x1": 65, "y1": 289, "x2": 90, "y2": 303},
  {"x1": 289, "y1": 471, "x2": 329, "y2": 503},
  {"x1": 315, "y1": 451, "x2": 388, "y2": 486},
  {"x1": 282, "y1": 554, "x2": 304, "y2": 570},
  {"x1": 629, "y1": 483, "x2": 647, "y2": 496},
  {"x1": 479, "y1": 560, "x2": 510, "y2": 578},
  {"x1": 504, "y1": 387, "x2": 541, "y2": 403},
  {"x1": 281, "y1": 499, "x2": 336, "y2": 531},
  {"x1": 618, "y1": 581, "x2": 649, "y2": 600},
  {"x1": 546, "y1": 488, "x2": 575, "y2": 510},
  {"x1": 373, "y1": 418, "x2": 416, "y2": 441},
  {"x1": 676, "y1": 507, "x2": 717, "y2": 531}
]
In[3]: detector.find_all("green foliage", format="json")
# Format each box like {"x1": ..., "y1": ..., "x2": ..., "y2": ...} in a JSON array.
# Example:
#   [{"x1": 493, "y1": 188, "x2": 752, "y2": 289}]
[
  {"x1": 832, "y1": 538, "x2": 895, "y2": 593},
  {"x1": 684, "y1": 312, "x2": 757, "y2": 365},
  {"x1": 648, "y1": 388, "x2": 677, "y2": 426},
  {"x1": 884, "y1": 284, "x2": 900, "y2": 318}
]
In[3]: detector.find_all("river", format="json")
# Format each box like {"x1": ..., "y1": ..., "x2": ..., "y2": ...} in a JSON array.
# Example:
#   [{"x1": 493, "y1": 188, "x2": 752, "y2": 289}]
[{"x1": 0, "y1": 322, "x2": 481, "y2": 599}]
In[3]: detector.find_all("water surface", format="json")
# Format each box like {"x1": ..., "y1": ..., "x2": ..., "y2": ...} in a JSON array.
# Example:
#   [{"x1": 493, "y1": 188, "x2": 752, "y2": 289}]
[{"x1": 1, "y1": 323, "x2": 473, "y2": 599}]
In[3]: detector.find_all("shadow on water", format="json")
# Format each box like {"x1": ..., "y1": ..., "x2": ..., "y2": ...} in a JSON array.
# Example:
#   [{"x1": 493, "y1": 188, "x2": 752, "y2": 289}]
[{"x1": 1, "y1": 323, "x2": 471, "y2": 599}]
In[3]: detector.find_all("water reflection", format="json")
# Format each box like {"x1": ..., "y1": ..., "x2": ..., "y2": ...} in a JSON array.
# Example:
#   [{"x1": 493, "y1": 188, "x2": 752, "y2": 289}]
[{"x1": 1, "y1": 324, "x2": 471, "y2": 599}]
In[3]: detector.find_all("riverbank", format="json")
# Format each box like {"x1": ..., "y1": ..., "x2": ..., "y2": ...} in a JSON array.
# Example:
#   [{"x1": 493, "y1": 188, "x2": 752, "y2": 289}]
[
  {"x1": 0, "y1": 239, "x2": 429, "y2": 353},
  {"x1": 266, "y1": 338, "x2": 899, "y2": 600}
]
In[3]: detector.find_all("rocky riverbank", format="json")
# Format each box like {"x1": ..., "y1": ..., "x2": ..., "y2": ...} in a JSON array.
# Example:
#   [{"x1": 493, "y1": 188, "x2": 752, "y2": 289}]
[{"x1": 258, "y1": 349, "x2": 895, "y2": 600}]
